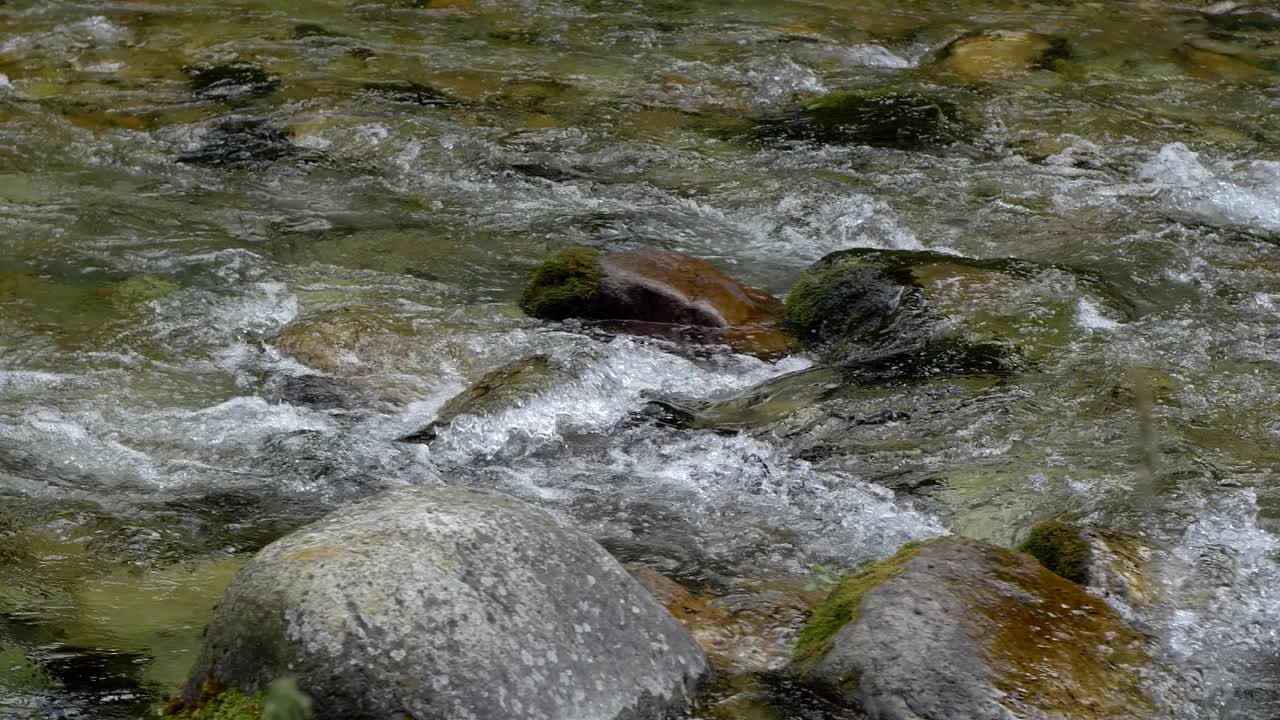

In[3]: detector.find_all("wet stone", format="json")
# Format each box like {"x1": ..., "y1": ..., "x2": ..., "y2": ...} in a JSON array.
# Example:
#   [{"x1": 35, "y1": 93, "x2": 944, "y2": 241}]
[
  {"x1": 398, "y1": 355, "x2": 560, "y2": 443},
  {"x1": 175, "y1": 486, "x2": 708, "y2": 720},
  {"x1": 931, "y1": 30, "x2": 1069, "y2": 83},
  {"x1": 519, "y1": 246, "x2": 796, "y2": 358},
  {"x1": 268, "y1": 374, "x2": 371, "y2": 412},
  {"x1": 176, "y1": 117, "x2": 300, "y2": 166},
  {"x1": 793, "y1": 537, "x2": 1155, "y2": 720}
]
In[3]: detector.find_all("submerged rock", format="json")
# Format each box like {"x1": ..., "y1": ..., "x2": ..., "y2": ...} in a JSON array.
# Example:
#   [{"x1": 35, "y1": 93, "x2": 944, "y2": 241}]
[
  {"x1": 361, "y1": 80, "x2": 458, "y2": 107},
  {"x1": 785, "y1": 248, "x2": 1133, "y2": 365},
  {"x1": 184, "y1": 62, "x2": 280, "y2": 101},
  {"x1": 1018, "y1": 520, "x2": 1091, "y2": 584},
  {"x1": 177, "y1": 117, "x2": 299, "y2": 166},
  {"x1": 520, "y1": 246, "x2": 796, "y2": 358},
  {"x1": 270, "y1": 309, "x2": 416, "y2": 375},
  {"x1": 792, "y1": 537, "x2": 1154, "y2": 720},
  {"x1": 398, "y1": 355, "x2": 559, "y2": 443},
  {"x1": 174, "y1": 487, "x2": 708, "y2": 720},
  {"x1": 752, "y1": 91, "x2": 971, "y2": 150},
  {"x1": 1176, "y1": 42, "x2": 1273, "y2": 82},
  {"x1": 1202, "y1": 2, "x2": 1280, "y2": 31},
  {"x1": 931, "y1": 30, "x2": 1069, "y2": 83}
]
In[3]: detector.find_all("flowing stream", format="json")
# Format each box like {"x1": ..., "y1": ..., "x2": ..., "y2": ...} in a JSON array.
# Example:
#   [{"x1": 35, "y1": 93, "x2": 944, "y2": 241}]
[{"x1": 2, "y1": 0, "x2": 1280, "y2": 718}]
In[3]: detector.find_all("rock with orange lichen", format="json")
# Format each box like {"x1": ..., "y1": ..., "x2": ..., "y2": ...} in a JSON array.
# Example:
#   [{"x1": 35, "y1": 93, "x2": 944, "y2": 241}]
[{"x1": 792, "y1": 537, "x2": 1155, "y2": 720}]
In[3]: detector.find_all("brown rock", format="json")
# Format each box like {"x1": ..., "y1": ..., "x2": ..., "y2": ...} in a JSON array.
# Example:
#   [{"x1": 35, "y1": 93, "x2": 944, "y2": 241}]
[{"x1": 520, "y1": 247, "x2": 797, "y2": 358}]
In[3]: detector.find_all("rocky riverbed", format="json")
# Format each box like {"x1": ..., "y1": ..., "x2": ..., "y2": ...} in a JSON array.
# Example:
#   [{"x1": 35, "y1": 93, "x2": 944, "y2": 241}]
[{"x1": 2, "y1": 0, "x2": 1280, "y2": 718}]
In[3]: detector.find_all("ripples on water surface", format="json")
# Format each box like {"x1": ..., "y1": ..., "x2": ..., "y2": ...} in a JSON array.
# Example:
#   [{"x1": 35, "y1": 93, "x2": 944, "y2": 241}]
[{"x1": 1, "y1": 0, "x2": 1280, "y2": 717}]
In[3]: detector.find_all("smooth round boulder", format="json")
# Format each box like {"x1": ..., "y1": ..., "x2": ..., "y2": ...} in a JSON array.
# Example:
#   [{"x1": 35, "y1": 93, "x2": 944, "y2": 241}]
[
  {"x1": 792, "y1": 537, "x2": 1154, "y2": 720},
  {"x1": 519, "y1": 246, "x2": 796, "y2": 357},
  {"x1": 174, "y1": 487, "x2": 709, "y2": 720}
]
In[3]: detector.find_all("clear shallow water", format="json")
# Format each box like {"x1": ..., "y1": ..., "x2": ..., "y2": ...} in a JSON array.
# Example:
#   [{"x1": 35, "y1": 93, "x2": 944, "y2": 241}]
[{"x1": 1, "y1": 0, "x2": 1280, "y2": 717}]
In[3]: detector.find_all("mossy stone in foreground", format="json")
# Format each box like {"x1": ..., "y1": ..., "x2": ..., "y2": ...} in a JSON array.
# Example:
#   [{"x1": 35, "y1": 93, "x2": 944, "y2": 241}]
[
  {"x1": 1018, "y1": 520, "x2": 1091, "y2": 584},
  {"x1": 792, "y1": 540, "x2": 933, "y2": 674},
  {"x1": 792, "y1": 537, "x2": 1153, "y2": 720},
  {"x1": 518, "y1": 246, "x2": 603, "y2": 320}
]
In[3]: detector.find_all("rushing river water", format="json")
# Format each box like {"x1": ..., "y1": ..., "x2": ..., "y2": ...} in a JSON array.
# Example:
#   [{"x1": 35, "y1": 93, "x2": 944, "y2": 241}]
[{"x1": 2, "y1": 0, "x2": 1280, "y2": 718}]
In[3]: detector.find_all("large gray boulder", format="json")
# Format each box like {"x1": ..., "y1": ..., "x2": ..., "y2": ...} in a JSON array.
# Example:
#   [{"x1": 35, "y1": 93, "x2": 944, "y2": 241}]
[
  {"x1": 792, "y1": 537, "x2": 1154, "y2": 720},
  {"x1": 175, "y1": 487, "x2": 708, "y2": 720}
]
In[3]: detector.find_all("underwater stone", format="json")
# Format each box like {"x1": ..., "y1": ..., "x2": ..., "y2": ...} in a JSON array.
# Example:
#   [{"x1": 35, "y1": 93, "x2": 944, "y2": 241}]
[
  {"x1": 361, "y1": 80, "x2": 458, "y2": 107},
  {"x1": 1202, "y1": 2, "x2": 1280, "y2": 31},
  {"x1": 398, "y1": 355, "x2": 558, "y2": 443},
  {"x1": 931, "y1": 30, "x2": 1069, "y2": 83},
  {"x1": 793, "y1": 537, "x2": 1154, "y2": 720},
  {"x1": 785, "y1": 247, "x2": 1133, "y2": 366},
  {"x1": 175, "y1": 486, "x2": 708, "y2": 720},
  {"x1": 753, "y1": 91, "x2": 971, "y2": 150},
  {"x1": 184, "y1": 62, "x2": 281, "y2": 101},
  {"x1": 177, "y1": 117, "x2": 299, "y2": 166}
]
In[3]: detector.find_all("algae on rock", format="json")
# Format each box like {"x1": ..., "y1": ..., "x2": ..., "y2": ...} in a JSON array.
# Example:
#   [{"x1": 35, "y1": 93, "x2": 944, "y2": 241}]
[
  {"x1": 1018, "y1": 519, "x2": 1091, "y2": 584},
  {"x1": 791, "y1": 537, "x2": 1154, "y2": 720}
]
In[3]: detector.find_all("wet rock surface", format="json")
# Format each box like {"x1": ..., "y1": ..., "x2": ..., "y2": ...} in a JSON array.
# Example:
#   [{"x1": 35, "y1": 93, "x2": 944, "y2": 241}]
[
  {"x1": 399, "y1": 355, "x2": 560, "y2": 443},
  {"x1": 520, "y1": 247, "x2": 796, "y2": 357},
  {"x1": 176, "y1": 486, "x2": 708, "y2": 720},
  {"x1": 177, "y1": 117, "x2": 301, "y2": 166},
  {"x1": 930, "y1": 30, "x2": 1069, "y2": 83},
  {"x1": 184, "y1": 62, "x2": 281, "y2": 101},
  {"x1": 785, "y1": 248, "x2": 1134, "y2": 365},
  {"x1": 794, "y1": 537, "x2": 1155, "y2": 720}
]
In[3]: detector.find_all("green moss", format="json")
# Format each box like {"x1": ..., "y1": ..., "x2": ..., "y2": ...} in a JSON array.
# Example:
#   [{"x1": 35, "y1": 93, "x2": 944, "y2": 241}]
[
  {"x1": 1018, "y1": 520, "x2": 1091, "y2": 584},
  {"x1": 982, "y1": 543, "x2": 1152, "y2": 718},
  {"x1": 792, "y1": 540, "x2": 936, "y2": 672},
  {"x1": 168, "y1": 688, "x2": 267, "y2": 720},
  {"x1": 518, "y1": 246, "x2": 603, "y2": 320}
]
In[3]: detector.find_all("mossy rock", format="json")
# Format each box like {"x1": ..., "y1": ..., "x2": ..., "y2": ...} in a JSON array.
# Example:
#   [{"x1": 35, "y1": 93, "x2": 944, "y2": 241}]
[
  {"x1": 792, "y1": 540, "x2": 932, "y2": 674},
  {"x1": 167, "y1": 685, "x2": 265, "y2": 719},
  {"x1": 520, "y1": 247, "x2": 796, "y2": 358},
  {"x1": 753, "y1": 90, "x2": 972, "y2": 150},
  {"x1": 785, "y1": 248, "x2": 1135, "y2": 365},
  {"x1": 518, "y1": 246, "x2": 604, "y2": 320},
  {"x1": 792, "y1": 537, "x2": 1154, "y2": 719},
  {"x1": 1018, "y1": 520, "x2": 1090, "y2": 584},
  {"x1": 930, "y1": 30, "x2": 1069, "y2": 83}
]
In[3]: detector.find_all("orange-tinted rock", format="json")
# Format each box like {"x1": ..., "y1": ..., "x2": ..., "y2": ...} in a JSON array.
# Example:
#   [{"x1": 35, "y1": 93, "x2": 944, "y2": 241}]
[{"x1": 520, "y1": 247, "x2": 797, "y2": 358}]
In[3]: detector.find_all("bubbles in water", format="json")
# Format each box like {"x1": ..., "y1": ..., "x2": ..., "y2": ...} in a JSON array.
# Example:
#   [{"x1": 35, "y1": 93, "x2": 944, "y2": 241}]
[
  {"x1": 1138, "y1": 143, "x2": 1280, "y2": 234},
  {"x1": 1151, "y1": 491, "x2": 1280, "y2": 717},
  {"x1": 429, "y1": 336, "x2": 811, "y2": 461}
]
